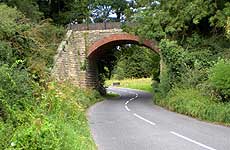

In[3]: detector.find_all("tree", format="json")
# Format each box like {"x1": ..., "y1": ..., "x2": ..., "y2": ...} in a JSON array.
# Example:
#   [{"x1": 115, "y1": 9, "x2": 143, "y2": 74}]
[
  {"x1": 91, "y1": 0, "x2": 128, "y2": 22},
  {"x1": 37, "y1": 0, "x2": 90, "y2": 24},
  {"x1": 1, "y1": 0, "x2": 42, "y2": 22},
  {"x1": 124, "y1": 0, "x2": 230, "y2": 99},
  {"x1": 112, "y1": 45, "x2": 160, "y2": 79}
]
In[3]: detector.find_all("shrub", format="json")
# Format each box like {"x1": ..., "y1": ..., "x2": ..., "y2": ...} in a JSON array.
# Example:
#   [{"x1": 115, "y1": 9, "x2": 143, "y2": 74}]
[
  {"x1": 208, "y1": 59, "x2": 230, "y2": 101},
  {"x1": 0, "y1": 4, "x2": 27, "y2": 40},
  {"x1": 154, "y1": 68, "x2": 171, "y2": 98},
  {"x1": 0, "y1": 82, "x2": 100, "y2": 150},
  {"x1": 159, "y1": 39, "x2": 188, "y2": 85},
  {"x1": 0, "y1": 41, "x2": 17, "y2": 65},
  {"x1": 0, "y1": 64, "x2": 35, "y2": 122}
]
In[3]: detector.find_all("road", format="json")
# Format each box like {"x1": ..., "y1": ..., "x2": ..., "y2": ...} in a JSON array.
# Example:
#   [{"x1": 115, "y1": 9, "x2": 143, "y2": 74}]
[{"x1": 87, "y1": 87, "x2": 230, "y2": 150}]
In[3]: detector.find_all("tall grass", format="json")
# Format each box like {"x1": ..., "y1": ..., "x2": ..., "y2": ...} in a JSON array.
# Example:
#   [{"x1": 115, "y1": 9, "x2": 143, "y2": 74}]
[
  {"x1": 0, "y1": 82, "x2": 101, "y2": 149},
  {"x1": 155, "y1": 87, "x2": 230, "y2": 125},
  {"x1": 106, "y1": 78, "x2": 153, "y2": 93}
]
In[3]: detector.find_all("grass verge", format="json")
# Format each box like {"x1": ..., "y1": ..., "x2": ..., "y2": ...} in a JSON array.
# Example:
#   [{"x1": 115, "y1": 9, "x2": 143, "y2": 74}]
[
  {"x1": 105, "y1": 78, "x2": 230, "y2": 125},
  {"x1": 155, "y1": 87, "x2": 230, "y2": 126},
  {"x1": 105, "y1": 78, "x2": 153, "y2": 93},
  {"x1": 0, "y1": 82, "x2": 101, "y2": 150},
  {"x1": 104, "y1": 92, "x2": 120, "y2": 99}
]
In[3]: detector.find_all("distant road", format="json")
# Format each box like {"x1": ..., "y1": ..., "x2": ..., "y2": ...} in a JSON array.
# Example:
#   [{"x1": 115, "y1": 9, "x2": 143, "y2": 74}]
[{"x1": 87, "y1": 87, "x2": 230, "y2": 150}]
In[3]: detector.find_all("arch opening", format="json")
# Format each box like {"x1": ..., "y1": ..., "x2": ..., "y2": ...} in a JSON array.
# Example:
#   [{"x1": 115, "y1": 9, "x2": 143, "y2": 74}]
[
  {"x1": 85, "y1": 34, "x2": 160, "y2": 95},
  {"x1": 87, "y1": 34, "x2": 160, "y2": 59}
]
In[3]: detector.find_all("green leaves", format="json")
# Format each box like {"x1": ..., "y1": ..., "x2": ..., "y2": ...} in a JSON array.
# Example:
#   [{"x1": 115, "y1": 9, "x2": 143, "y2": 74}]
[
  {"x1": 129, "y1": 0, "x2": 219, "y2": 40},
  {"x1": 208, "y1": 59, "x2": 230, "y2": 101},
  {"x1": 113, "y1": 45, "x2": 160, "y2": 80},
  {"x1": 2, "y1": 0, "x2": 42, "y2": 22},
  {"x1": 0, "y1": 41, "x2": 17, "y2": 65},
  {"x1": 0, "y1": 4, "x2": 64, "y2": 84},
  {"x1": 91, "y1": 0, "x2": 128, "y2": 22},
  {"x1": 160, "y1": 39, "x2": 188, "y2": 84},
  {"x1": 0, "y1": 4, "x2": 27, "y2": 40},
  {"x1": 210, "y1": 2, "x2": 230, "y2": 27}
]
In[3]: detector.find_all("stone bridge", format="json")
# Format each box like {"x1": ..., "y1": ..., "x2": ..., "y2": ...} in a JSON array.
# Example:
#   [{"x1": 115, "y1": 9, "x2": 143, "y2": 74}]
[{"x1": 52, "y1": 22, "x2": 160, "y2": 88}]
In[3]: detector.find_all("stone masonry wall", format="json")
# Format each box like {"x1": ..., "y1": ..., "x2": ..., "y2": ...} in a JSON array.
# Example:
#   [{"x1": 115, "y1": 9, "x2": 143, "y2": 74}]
[{"x1": 52, "y1": 29, "x2": 123, "y2": 88}]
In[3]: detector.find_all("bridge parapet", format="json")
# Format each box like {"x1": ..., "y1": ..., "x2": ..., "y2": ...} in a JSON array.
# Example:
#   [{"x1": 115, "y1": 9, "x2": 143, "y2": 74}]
[{"x1": 69, "y1": 22, "x2": 122, "y2": 31}]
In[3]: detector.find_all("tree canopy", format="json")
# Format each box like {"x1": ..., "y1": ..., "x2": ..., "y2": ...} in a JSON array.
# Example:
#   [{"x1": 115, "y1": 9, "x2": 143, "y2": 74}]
[{"x1": 124, "y1": 0, "x2": 230, "y2": 102}]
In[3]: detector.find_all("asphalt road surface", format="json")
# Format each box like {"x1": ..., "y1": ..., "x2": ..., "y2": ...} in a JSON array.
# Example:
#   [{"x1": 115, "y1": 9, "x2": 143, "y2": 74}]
[{"x1": 87, "y1": 87, "x2": 230, "y2": 150}]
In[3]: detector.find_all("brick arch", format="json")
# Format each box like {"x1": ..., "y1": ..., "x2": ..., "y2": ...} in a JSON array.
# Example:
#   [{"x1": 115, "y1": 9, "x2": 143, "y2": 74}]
[{"x1": 87, "y1": 34, "x2": 160, "y2": 58}]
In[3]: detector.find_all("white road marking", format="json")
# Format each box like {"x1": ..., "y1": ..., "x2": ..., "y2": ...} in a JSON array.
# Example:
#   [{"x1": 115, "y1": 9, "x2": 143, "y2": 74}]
[
  {"x1": 123, "y1": 89, "x2": 156, "y2": 125},
  {"x1": 170, "y1": 131, "x2": 217, "y2": 150},
  {"x1": 125, "y1": 105, "x2": 130, "y2": 111},
  {"x1": 130, "y1": 98, "x2": 134, "y2": 101},
  {"x1": 124, "y1": 91, "x2": 138, "y2": 112},
  {"x1": 115, "y1": 88, "x2": 216, "y2": 150},
  {"x1": 133, "y1": 113, "x2": 156, "y2": 126}
]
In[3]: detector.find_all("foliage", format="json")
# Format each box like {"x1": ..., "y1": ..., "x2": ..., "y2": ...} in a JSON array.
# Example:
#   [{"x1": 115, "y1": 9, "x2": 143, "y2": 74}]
[
  {"x1": 124, "y1": 0, "x2": 230, "y2": 124},
  {"x1": 24, "y1": 20, "x2": 64, "y2": 83},
  {"x1": 0, "y1": 41, "x2": 16, "y2": 65},
  {"x1": 155, "y1": 87, "x2": 230, "y2": 125},
  {"x1": 2, "y1": 0, "x2": 43, "y2": 22},
  {"x1": 2, "y1": 0, "x2": 90, "y2": 24},
  {"x1": 0, "y1": 82, "x2": 100, "y2": 149},
  {"x1": 127, "y1": 0, "x2": 230, "y2": 99},
  {"x1": 0, "y1": 4, "x2": 64, "y2": 84},
  {"x1": 2, "y1": 0, "x2": 131, "y2": 25},
  {"x1": 113, "y1": 45, "x2": 160, "y2": 80},
  {"x1": 0, "y1": 4, "x2": 28, "y2": 40},
  {"x1": 208, "y1": 59, "x2": 230, "y2": 101},
  {"x1": 227, "y1": 17, "x2": 230, "y2": 38},
  {"x1": 104, "y1": 92, "x2": 120, "y2": 99},
  {"x1": 154, "y1": 68, "x2": 171, "y2": 97},
  {"x1": 159, "y1": 39, "x2": 187, "y2": 85},
  {"x1": 0, "y1": 4, "x2": 100, "y2": 150},
  {"x1": 210, "y1": 2, "x2": 230, "y2": 38},
  {"x1": 91, "y1": 0, "x2": 128, "y2": 22},
  {"x1": 0, "y1": 64, "x2": 35, "y2": 122},
  {"x1": 106, "y1": 78, "x2": 153, "y2": 93}
]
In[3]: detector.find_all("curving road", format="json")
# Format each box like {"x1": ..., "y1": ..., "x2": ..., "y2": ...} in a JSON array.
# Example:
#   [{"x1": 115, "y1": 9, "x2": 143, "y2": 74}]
[{"x1": 87, "y1": 87, "x2": 230, "y2": 150}]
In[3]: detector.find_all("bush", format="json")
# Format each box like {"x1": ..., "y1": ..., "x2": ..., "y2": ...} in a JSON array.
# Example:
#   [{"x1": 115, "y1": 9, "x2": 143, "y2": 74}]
[
  {"x1": 159, "y1": 39, "x2": 188, "y2": 85},
  {"x1": 0, "y1": 41, "x2": 17, "y2": 65},
  {"x1": 208, "y1": 59, "x2": 230, "y2": 101},
  {"x1": 154, "y1": 68, "x2": 171, "y2": 98},
  {"x1": 0, "y1": 64, "x2": 35, "y2": 122},
  {"x1": 0, "y1": 4, "x2": 27, "y2": 40},
  {"x1": 0, "y1": 3, "x2": 98, "y2": 150},
  {"x1": 0, "y1": 82, "x2": 100, "y2": 150},
  {"x1": 0, "y1": 4, "x2": 64, "y2": 85}
]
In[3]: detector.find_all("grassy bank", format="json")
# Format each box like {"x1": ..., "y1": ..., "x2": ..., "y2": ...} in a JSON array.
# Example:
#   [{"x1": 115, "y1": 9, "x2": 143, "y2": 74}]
[
  {"x1": 104, "y1": 92, "x2": 120, "y2": 99},
  {"x1": 0, "y1": 82, "x2": 101, "y2": 149},
  {"x1": 105, "y1": 78, "x2": 153, "y2": 93},
  {"x1": 0, "y1": 4, "x2": 101, "y2": 150},
  {"x1": 155, "y1": 87, "x2": 230, "y2": 126},
  {"x1": 106, "y1": 78, "x2": 230, "y2": 125}
]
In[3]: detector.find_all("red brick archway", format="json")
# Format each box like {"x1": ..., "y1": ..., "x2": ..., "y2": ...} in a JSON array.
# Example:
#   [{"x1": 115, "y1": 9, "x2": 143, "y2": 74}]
[{"x1": 87, "y1": 34, "x2": 159, "y2": 58}]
